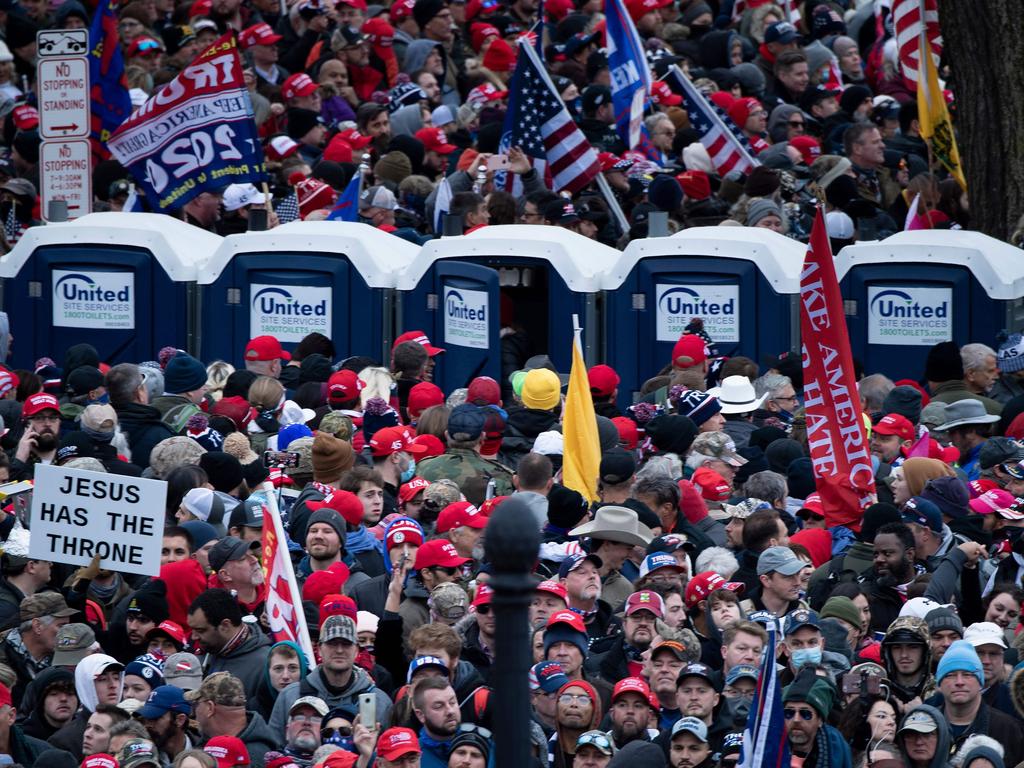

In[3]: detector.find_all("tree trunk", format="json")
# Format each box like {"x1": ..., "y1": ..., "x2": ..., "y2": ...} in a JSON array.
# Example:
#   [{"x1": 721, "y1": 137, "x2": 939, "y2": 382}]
[{"x1": 937, "y1": 0, "x2": 1024, "y2": 240}]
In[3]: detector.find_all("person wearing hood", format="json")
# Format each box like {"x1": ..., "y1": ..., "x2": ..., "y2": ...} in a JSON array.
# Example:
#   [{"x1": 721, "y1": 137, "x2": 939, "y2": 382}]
[
  {"x1": 781, "y1": 670, "x2": 851, "y2": 768},
  {"x1": 881, "y1": 616, "x2": 935, "y2": 708},
  {"x1": 269, "y1": 614, "x2": 393, "y2": 741},
  {"x1": 547, "y1": 679, "x2": 602, "y2": 768},
  {"x1": 47, "y1": 654, "x2": 123, "y2": 759},
  {"x1": 255, "y1": 640, "x2": 310, "y2": 722},
  {"x1": 16, "y1": 666, "x2": 76, "y2": 741},
  {"x1": 185, "y1": 672, "x2": 277, "y2": 767},
  {"x1": 107, "y1": 363, "x2": 176, "y2": 471},
  {"x1": 186, "y1": 588, "x2": 270, "y2": 696},
  {"x1": 402, "y1": 40, "x2": 459, "y2": 109},
  {"x1": 0, "y1": 680, "x2": 49, "y2": 765},
  {"x1": 896, "y1": 704, "x2": 951, "y2": 768}
]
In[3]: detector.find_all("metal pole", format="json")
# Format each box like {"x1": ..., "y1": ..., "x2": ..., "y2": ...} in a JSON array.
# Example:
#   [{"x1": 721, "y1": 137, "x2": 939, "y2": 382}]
[
  {"x1": 484, "y1": 496, "x2": 541, "y2": 768},
  {"x1": 595, "y1": 174, "x2": 629, "y2": 234},
  {"x1": 47, "y1": 200, "x2": 68, "y2": 222},
  {"x1": 648, "y1": 210, "x2": 669, "y2": 237},
  {"x1": 248, "y1": 208, "x2": 268, "y2": 231},
  {"x1": 442, "y1": 214, "x2": 463, "y2": 237}
]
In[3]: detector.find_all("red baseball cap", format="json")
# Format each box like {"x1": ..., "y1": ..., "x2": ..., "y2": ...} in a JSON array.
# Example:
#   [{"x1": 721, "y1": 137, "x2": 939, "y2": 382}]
[
  {"x1": 408, "y1": 382, "x2": 445, "y2": 417},
  {"x1": 385, "y1": 517, "x2": 424, "y2": 549},
  {"x1": 684, "y1": 571, "x2": 744, "y2": 609},
  {"x1": 478, "y1": 496, "x2": 506, "y2": 517},
  {"x1": 587, "y1": 364, "x2": 620, "y2": 398},
  {"x1": 536, "y1": 580, "x2": 568, "y2": 603},
  {"x1": 126, "y1": 35, "x2": 163, "y2": 57},
  {"x1": 81, "y1": 755, "x2": 118, "y2": 768},
  {"x1": 969, "y1": 479, "x2": 999, "y2": 498},
  {"x1": 415, "y1": 127, "x2": 457, "y2": 154},
  {"x1": 436, "y1": 501, "x2": 487, "y2": 533},
  {"x1": 625, "y1": 590, "x2": 665, "y2": 618},
  {"x1": 323, "y1": 135, "x2": 354, "y2": 163},
  {"x1": 377, "y1": 729, "x2": 421, "y2": 761},
  {"x1": 245, "y1": 335, "x2": 290, "y2": 362},
  {"x1": 398, "y1": 477, "x2": 431, "y2": 504},
  {"x1": 389, "y1": 0, "x2": 416, "y2": 19},
  {"x1": 873, "y1": 413, "x2": 914, "y2": 442},
  {"x1": 969, "y1": 488, "x2": 1018, "y2": 516},
  {"x1": 0, "y1": 683, "x2": 11, "y2": 708},
  {"x1": 414, "y1": 539, "x2": 469, "y2": 569},
  {"x1": 672, "y1": 334, "x2": 707, "y2": 368},
  {"x1": 319, "y1": 593, "x2": 358, "y2": 625},
  {"x1": 306, "y1": 490, "x2": 365, "y2": 526},
  {"x1": 789, "y1": 135, "x2": 821, "y2": 166},
  {"x1": 472, "y1": 583, "x2": 493, "y2": 607},
  {"x1": 204, "y1": 736, "x2": 250, "y2": 768},
  {"x1": 469, "y1": 21, "x2": 500, "y2": 51},
  {"x1": 546, "y1": 609, "x2": 585, "y2": 633},
  {"x1": 282, "y1": 73, "x2": 318, "y2": 100},
  {"x1": 370, "y1": 426, "x2": 428, "y2": 457},
  {"x1": 239, "y1": 22, "x2": 282, "y2": 48},
  {"x1": 650, "y1": 80, "x2": 682, "y2": 106},
  {"x1": 467, "y1": 376, "x2": 501, "y2": 406},
  {"x1": 266, "y1": 135, "x2": 301, "y2": 162},
  {"x1": 626, "y1": 0, "x2": 669, "y2": 21},
  {"x1": 612, "y1": 416, "x2": 638, "y2": 450},
  {"x1": 337, "y1": 127, "x2": 373, "y2": 150},
  {"x1": 23, "y1": 393, "x2": 60, "y2": 418},
  {"x1": 328, "y1": 370, "x2": 364, "y2": 403},
  {"x1": 612, "y1": 676, "x2": 652, "y2": 703},
  {"x1": 798, "y1": 492, "x2": 824, "y2": 518},
  {"x1": 146, "y1": 620, "x2": 187, "y2": 648},
  {"x1": 690, "y1": 467, "x2": 731, "y2": 502},
  {"x1": 677, "y1": 170, "x2": 711, "y2": 201},
  {"x1": 411, "y1": 433, "x2": 445, "y2": 457},
  {"x1": 394, "y1": 330, "x2": 445, "y2": 356},
  {"x1": 11, "y1": 105, "x2": 39, "y2": 131}
]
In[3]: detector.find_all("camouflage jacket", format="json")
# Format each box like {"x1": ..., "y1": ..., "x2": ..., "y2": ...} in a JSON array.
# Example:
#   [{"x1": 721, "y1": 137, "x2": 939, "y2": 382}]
[{"x1": 416, "y1": 448, "x2": 515, "y2": 505}]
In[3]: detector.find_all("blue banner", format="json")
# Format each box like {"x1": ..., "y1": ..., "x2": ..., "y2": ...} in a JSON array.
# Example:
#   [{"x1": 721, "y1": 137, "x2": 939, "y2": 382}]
[
  {"x1": 88, "y1": 0, "x2": 132, "y2": 158},
  {"x1": 327, "y1": 171, "x2": 362, "y2": 222},
  {"x1": 604, "y1": 0, "x2": 651, "y2": 149}
]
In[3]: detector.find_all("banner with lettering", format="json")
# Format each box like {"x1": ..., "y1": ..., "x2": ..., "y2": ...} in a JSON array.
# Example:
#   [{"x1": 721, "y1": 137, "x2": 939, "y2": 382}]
[
  {"x1": 107, "y1": 33, "x2": 265, "y2": 210},
  {"x1": 800, "y1": 208, "x2": 876, "y2": 529}
]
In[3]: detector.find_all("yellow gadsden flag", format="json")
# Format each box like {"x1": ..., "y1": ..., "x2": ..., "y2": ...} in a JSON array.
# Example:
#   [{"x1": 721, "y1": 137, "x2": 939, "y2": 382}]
[
  {"x1": 917, "y1": 32, "x2": 966, "y2": 190},
  {"x1": 562, "y1": 318, "x2": 601, "y2": 504}
]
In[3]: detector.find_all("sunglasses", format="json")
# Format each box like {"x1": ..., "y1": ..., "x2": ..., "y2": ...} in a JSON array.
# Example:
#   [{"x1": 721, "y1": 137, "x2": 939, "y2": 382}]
[
  {"x1": 787, "y1": 120, "x2": 805, "y2": 127},
  {"x1": 457, "y1": 724, "x2": 493, "y2": 739},
  {"x1": 577, "y1": 732, "x2": 612, "y2": 751},
  {"x1": 784, "y1": 708, "x2": 815, "y2": 721},
  {"x1": 322, "y1": 726, "x2": 353, "y2": 738},
  {"x1": 476, "y1": 605, "x2": 492, "y2": 615}
]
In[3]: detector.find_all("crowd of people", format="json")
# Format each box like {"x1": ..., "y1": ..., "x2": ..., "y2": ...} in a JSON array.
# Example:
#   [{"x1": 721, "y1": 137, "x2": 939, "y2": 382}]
[
  {"x1": 0, "y1": 0, "x2": 968, "y2": 247},
  {"x1": 0, "y1": 325, "x2": 1017, "y2": 768}
]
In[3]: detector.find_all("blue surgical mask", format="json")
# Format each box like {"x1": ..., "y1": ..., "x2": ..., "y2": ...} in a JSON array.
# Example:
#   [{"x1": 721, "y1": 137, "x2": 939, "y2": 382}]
[
  {"x1": 790, "y1": 647, "x2": 822, "y2": 669},
  {"x1": 400, "y1": 458, "x2": 416, "y2": 483}
]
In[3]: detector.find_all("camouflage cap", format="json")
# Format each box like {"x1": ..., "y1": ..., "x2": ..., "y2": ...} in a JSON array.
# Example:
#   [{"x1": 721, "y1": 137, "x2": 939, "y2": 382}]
[
  {"x1": 690, "y1": 431, "x2": 747, "y2": 466},
  {"x1": 429, "y1": 582, "x2": 468, "y2": 622},
  {"x1": 319, "y1": 411, "x2": 354, "y2": 441},
  {"x1": 285, "y1": 436, "x2": 315, "y2": 478},
  {"x1": 423, "y1": 479, "x2": 461, "y2": 510},
  {"x1": 117, "y1": 738, "x2": 160, "y2": 768},
  {"x1": 20, "y1": 592, "x2": 77, "y2": 622},
  {"x1": 183, "y1": 671, "x2": 246, "y2": 706},
  {"x1": 52, "y1": 623, "x2": 96, "y2": 666}
]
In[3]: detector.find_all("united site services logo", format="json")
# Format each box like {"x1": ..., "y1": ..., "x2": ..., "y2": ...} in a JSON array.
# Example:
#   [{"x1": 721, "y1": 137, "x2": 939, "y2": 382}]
[
  {"x1": 54, "y1": 273, "x2": 131, "y2": 302},
  {"x1": 658, "y1": 286, "x2": 735, "y2": 317},
  {"x1": 252, "y1": 286, "x2": 327, "y2": 317},
  {"x1": 445, "y1": 289, "x2": 486, "y2": 321},
  {"x1": 868, "y1": 289, "x2": 948, "y2": 320}
]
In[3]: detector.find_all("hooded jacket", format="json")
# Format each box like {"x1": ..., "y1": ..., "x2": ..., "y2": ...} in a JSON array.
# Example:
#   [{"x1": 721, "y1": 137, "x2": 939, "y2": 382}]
[
  {"x1": 47, "y1": 654, "x2": 123, "y2": 759},
  {"x1": 113, "y1": 401, "x2": 176, "y2": 469},
  {"x1": 202, "y1": 623, "x2": 271, "y2": 696},
  {"x1": 882, "y1": 617, "x2": 935, "y2": 704},
  {"x1": 18, "y1": 667, "x2": 76, "y2": 740},
  {"x1": 897, "y1": 704, "x2": 951, "y2": 768},
  {"x1": 269, "y1": 665, "x2": 394, "y2": 741},
  {"x1": 499, "y1": 407, "x2": 559, "y2": 469},
  {"x1": 159, "y1": 558, "x2": 209, "y2": 629},
  {"x1": 254, "y1": 640, "x2": 310, "y2": 722}
]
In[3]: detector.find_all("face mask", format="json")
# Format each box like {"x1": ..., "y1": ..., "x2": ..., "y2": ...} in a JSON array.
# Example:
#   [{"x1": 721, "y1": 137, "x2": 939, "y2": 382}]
[
  {"x1": 725, "y1": 696, "x2": 752, "y2": 725},
  {"x1": 775, "y1": 407, "x2": 794, "y2": 424},
  {"x1": 400, "y1": 458, "x2": 416, "y2": 483},
  {"x1": 323, "y1": 733, "x2": 356, "y2": 753},
  {"x1": 790, "y1": 647, "x2": 822, "y2": 670},
  {"x1": 89, "y1": 393, "x2": 110, "y2": 405}
]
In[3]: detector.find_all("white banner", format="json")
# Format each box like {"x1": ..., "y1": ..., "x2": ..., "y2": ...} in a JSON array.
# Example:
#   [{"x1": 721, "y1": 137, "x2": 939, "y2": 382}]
[
  {"x1": 29, "y1": 465, "x2": 166, "y2": 576},
  {"x1": 656, "y1": 283, "x2": 739, "y2": 343},
  {"x1": 250, "y1": 284, "x2": 331, "y2": 343},
  {"x1": 867, "y1": 286, "x2": 952, "y2": 346},
  {"x1": 443, "y1": 285, "x2": 488, "y2": 349},
  {"x1": 52, "y1": 269, "x2": 134, "y2": 329}
]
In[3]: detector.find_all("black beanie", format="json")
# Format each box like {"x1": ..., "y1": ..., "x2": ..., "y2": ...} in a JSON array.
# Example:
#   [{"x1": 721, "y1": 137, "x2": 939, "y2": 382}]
[
  {"x1": 883, "y1": 385, "x2": 923, "y2": 424},
  {"x1": 648, "y1": 174, "x2": 683, "y2": 213},
  {"x1": 546, "y1": 484, "x2": 589, "y2": 530},
  {"x1": 860, "y1": 502, "x2": 901, "y2": 542},
  {"x1": 199, "y1": 451, "x2": 245, "y2": 493},
  {"x1": 839, "y1": 85, "x2": 872, "y2": 116},
  {"x1": 126, "y1": 579, "x2": 170, "y2": 624},
  {"x1": 765, "y1": 438, "x2": 804, "y2": 475},
  {"x1": 287, "y1": 108, "x2": 323, "y2": 141},
  {"x1": 786, "y1": 457, "x2": 816, "y2": 500},
  {"x1": 644, "y1": 415, "x2": 698, "y2": 455},
  {"x1": 413, "y1": 0, "x2": 444, "y2": 28},
  {"x1": 299, "y1": 353, "x2": 333, "y2": 384},
  {"x1": 925, "y1": 340, "x2": 963, "y2": 383},
  {"x1": 749, "y1": 426, "x2": 788, "y2": 451},
  {"x1": 733, "y1": 445, "x2": 768, "y2": 486}
]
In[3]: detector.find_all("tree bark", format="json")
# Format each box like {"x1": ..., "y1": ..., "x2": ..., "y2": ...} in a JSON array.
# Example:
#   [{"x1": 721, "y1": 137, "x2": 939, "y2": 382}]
[{"x1": 936, "y1": 0, "x2": 1024, "y2": 240}]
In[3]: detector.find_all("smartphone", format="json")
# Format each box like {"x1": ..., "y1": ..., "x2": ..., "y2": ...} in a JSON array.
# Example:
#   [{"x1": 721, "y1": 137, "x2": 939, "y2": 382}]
[
  {"x1": 263, "y1": 450, "x2": 301, "y2": 468},
  {"x1": 841, "y1": 672, "x2": 881, "y2": 695},
  {"x1": 486, "y1": 155, "x2": 510, "y2": 171},
  {"x1": 358, "y1": 693, "x2": 376, "y2": 729}
]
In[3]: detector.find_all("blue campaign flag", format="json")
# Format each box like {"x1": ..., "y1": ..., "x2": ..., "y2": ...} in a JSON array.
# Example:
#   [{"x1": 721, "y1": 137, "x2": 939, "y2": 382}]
[
  {"x1": 739, "y1": 625, "x2": 790, "y2": 768},
  {"x1": 604, "y1": 0, "x2": 652, "y2": 149},
  {"x1": 107, "y1": 34, "x2": 266, "y2": 211},
  {"x1": 327, "y1": 171, "x2": 362, "y2": 221},
  {"x1": 88, "y1": 0, "x2": 133, "y2": 158}
]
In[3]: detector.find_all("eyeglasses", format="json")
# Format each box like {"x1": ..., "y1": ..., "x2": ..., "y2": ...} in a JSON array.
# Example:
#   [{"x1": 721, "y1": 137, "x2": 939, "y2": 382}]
[
  {"x1": 773, "y1": 395, "x2": 799, "y2": 403},
  {"x1": 290, "y1": 714, "x2": 323, "y2": 724},
  {"x1": 577, "y1": 732, "x2": 612, "y2": 751},
  {"x1": 322, "y1": 726, "x2": 353, "y2": 738},
  {"x1": 476, "y1": 605, "x2": 492, "y2": 615},
  {"x1": 559, "y1": 693, "x2": 592, "y2": 705},
  {"x1": 784, "y1": 708, "x2": 815, "y2": 721},
  {"x1": 787, "y1": 120, "x2": 805, "y2": 128}
]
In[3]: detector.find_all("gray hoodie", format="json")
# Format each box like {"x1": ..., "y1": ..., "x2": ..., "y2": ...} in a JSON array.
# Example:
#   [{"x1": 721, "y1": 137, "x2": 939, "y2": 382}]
[
  {"x1": 269, "y1": 665, "x2": 394, "y2": 739},
  {"x1": 897, "y1": 704, "x2": 951, "y2": 768},
  {"x1": 390, "y1": 103, "x2": 424, "y2": 138}
]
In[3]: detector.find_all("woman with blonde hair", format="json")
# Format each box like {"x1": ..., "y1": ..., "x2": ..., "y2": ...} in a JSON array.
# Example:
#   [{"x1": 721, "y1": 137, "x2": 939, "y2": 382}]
[
  {"x1": 358, "y1": 366, "x2": 395, "y2": 408},
  {"x1": 891, "y1": 457, "x2": 956, "y2": 505},
  {"x1": 205, "y1": 360, "x2": 235, "y2": 401}
]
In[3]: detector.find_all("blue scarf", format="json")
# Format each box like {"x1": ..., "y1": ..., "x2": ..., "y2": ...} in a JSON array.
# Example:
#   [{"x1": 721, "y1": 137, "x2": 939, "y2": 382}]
[{"x1": 346, "y1": 525, "x2": 382, "y2": 555}]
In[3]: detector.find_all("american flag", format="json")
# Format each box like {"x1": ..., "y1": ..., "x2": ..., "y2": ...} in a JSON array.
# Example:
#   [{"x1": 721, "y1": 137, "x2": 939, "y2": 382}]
[
  {"x1": 498, "y1": 41, "x2": 600, "y2": 194},
  {"x1": 275, "y1": 192, "x2": 300, "y2": 224},
  {"x1": 893, "y1": 0, "x2": 942, "y2": 89},
  {"x1": 663, "y1": 66, "x2": 759, "y2": 176},
  {"x1": 738, "y1": 625, "x2": 790, "y2": 768}
]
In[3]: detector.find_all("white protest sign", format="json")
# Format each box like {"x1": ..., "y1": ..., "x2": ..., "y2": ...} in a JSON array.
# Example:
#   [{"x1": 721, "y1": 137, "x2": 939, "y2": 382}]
[
  {"x1": 867, "y1": 286, "x2": 952, "y2": 346},
  {"x1": 656, "y1": 283, "x2": 740, "y2": 343},
  {"x1": 250, "y1": 284, "x2": 331, "y2": 343},
  {"x1": 443, "y1": 285, "x2": 488, "y2": 349},
  {"x1": 52, "y1": 268, "x2": 134, "y2": 329},
  {"x1": 29, "y1": 465, "x2": 166, "y2": 576}
]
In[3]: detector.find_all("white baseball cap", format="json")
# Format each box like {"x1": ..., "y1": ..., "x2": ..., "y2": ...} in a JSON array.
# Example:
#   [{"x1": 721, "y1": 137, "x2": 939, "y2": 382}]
[
  {"x1": 223, "y1": 183, "x2": 267, "y2": 212},
  {"x1": 963, "y1": 621, "x2": 1007, "y2": 649}
]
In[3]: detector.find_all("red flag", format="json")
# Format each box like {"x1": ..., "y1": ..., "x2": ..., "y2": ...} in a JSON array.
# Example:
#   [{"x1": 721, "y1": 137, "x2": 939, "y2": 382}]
[
  {"x1": 261, "y1": 493, "x2": 315, "y2": 665},
  {"x1": 800, "y1": 208, "x2": 876, "y2": 529}
]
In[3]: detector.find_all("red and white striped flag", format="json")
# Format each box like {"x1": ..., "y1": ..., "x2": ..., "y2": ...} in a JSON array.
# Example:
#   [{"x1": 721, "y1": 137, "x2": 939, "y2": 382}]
[
  {"x1": 260, "y1": 490, "x2": 315, "y2": 665},
  {"x1": 893, "y1": 0, "x2": 942, "y2": 89}
]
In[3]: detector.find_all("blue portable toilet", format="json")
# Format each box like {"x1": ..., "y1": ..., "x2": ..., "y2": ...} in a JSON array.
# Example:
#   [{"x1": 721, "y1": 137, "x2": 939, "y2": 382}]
[
  {"x1": 395, "y1": 226, "x2": 619, "y2": 396},
  {"x1": 0, "y1": 212, "x2": 218, "y2": 368},
  {"x1": 196, "y1": 221, "x2": 419, "y2": 366},
  {"x1": 604, "y1": 226, "x2": 805, "y2": 404},
  {"x1": 835, "y1": 230, "x2": 1024, "y2": 380}
]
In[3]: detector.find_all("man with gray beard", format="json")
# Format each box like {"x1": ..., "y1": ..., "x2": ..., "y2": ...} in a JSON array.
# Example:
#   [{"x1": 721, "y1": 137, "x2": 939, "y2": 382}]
[{"x1": 283, "y1": 697, "x2": 328, "y2": 767}]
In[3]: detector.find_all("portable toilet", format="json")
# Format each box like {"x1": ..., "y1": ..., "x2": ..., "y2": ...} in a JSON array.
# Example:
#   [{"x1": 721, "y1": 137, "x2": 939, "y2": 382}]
[
  {"x1": 196, "y1": 221, "x2": 419, "y2": 366},
  {"x1": 0, "y1": 212, "x2": 218, "y2": 368},
  {"x1": 604, "y1": 226, "x2": 805, "y2": 403},
  {"x1": 395, "y1": 226, "x2": 620, "y2": 396},
  {"x1": 835, "y1": 230, "x2": 1024, "y2": 380}
]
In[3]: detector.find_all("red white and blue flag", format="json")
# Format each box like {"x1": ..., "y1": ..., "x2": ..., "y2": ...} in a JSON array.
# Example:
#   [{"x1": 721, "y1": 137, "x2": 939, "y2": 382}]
[
  {"x1": 893, "y1": 0, "x2": 942, "y2": 89},
  {"x1": 663, "y1": 66, "x2": 759, "y2": 176},
  {"x1": 498, "y1": 40, "x2": 600, "y2": 194},
  {"x1": 88, "y1": 0, "x2": 132, "y2": 159},
  {"x1": 260, "y1": 492, "x2": 315, "y2": 666},
  {"x1": 738, "y1": 625, "x2": 789, "y2": 768},
  {"x1": 327, "y1": 170, "x2": 362, "y2": 222}
]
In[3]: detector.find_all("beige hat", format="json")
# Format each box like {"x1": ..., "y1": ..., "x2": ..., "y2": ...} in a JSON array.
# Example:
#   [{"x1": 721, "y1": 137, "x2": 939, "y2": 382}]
[{"x1": 569, "y1": 505, "x2": 654, "y2": 548}]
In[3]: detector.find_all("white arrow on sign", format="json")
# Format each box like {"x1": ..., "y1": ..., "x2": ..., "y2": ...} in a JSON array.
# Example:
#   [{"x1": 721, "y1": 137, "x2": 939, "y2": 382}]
[{"x1": 38, "y1": 57, "x2": 89, "y2": 139}]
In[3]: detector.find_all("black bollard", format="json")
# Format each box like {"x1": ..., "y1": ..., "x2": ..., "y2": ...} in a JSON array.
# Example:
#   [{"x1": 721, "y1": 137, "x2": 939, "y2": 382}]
[{"x1": 484, "y1": 496, "x2": 541, "y2": 768}]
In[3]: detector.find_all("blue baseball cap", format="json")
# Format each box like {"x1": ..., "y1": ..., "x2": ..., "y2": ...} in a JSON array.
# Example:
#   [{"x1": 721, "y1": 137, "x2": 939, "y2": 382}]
[
  {"x1": 529, "y1": 661, "x2": 569, "y2": 693},
  {"x1": 557, "y1": 552, "x2": 603, "y2": 579},
  {"x1": 406, "y1": 655, "x2": 450, "y2": 684},
  {"x1": 639, "y1": 552, "x2": 685, "y2": 579},
  {"x1": 725, "y1": 665, "x2": 759, "y2": 686},
  {"x1": 783, "y1": 609, "x2": 821, "y2": 636},
  {"x1": 901, "y1": 496, "x2": 943, "y2": 534},
  {"x1": 137, "y1": 685, "x2": 191, "y2": 719}
]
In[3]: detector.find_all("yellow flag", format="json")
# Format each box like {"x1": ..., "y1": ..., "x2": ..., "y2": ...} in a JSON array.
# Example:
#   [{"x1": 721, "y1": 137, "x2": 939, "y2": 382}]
[
  {"x1": 562, "y1": 322, "x2": 601, "y2": 503},
  {"x1": 917, "y1": 32, "x2": 966, "y2": 190}
]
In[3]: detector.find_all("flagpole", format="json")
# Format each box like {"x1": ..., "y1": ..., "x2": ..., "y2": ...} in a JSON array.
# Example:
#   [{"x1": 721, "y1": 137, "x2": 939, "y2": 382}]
[{"x1": 595, "y1": 173, "x2": 629, "y2": 234}]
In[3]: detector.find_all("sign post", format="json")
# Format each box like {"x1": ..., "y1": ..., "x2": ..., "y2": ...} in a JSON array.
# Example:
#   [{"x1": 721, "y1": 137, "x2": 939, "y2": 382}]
[
  {"x1": 28, "y1": 465, "x2": 166, "y2": 576},
  {"x1": 36, "y1": 29, "x2": 92, "y2": 222}
]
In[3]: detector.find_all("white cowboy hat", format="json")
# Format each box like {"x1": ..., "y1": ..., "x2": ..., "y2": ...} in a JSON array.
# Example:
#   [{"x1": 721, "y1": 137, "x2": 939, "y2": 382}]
[{"x1": 705, "y1": 375, "x2": 768, "y2": 415}]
